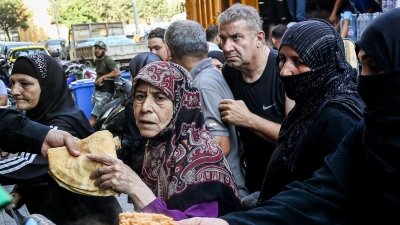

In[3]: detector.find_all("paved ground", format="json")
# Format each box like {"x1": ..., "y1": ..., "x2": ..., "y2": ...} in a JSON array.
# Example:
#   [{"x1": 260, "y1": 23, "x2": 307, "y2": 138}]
[{"x1": 0, "y1": 185, "x2": 134, "y2": 224}]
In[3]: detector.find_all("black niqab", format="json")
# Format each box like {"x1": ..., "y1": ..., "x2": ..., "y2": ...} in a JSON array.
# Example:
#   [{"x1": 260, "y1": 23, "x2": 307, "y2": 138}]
[{"x1": 278, "y1": 19, "x2": 364, "y2": 172}]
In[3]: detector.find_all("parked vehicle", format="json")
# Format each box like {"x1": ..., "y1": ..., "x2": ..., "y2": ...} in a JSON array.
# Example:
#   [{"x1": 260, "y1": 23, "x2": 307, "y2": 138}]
[
  {"x1": 0, "y1": 57, "x2": 11, "y2": 87},
  {"x1": 43, "y1": 39, "x2": 67, "y2": 57},
  {"x1": 60, "y1": 44, "x2": 70, "y2": 60},
  {"x1": 6, "y1": 45, "x2": 50, "y2": 63},
  {"x1": 0, "y1": 42, "x2": 32, "y2": 58},
  {"x1": 64, "y1": 60, "x2": 97, "y2": 85},
  {"x1": 68, "y1": 22, "x2": 148, "y2": 70},
  {"x1": 93, "y1": 76, "x2": 131, "y2": 136}
]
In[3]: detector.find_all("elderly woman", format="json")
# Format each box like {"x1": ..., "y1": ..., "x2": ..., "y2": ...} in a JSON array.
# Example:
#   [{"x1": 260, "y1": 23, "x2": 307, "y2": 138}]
[
  {"x1": 0, "y1": 53, "x2": 122, "y2": 225},
  {"x1": 88, "y1": 61, "x2": 242, "y2": 220}
]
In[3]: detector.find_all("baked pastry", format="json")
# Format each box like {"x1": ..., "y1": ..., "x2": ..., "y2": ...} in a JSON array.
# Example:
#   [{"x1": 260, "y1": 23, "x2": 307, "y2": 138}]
[{"x1": 119, "y1": 212, "x2": 175, "y2": 225}]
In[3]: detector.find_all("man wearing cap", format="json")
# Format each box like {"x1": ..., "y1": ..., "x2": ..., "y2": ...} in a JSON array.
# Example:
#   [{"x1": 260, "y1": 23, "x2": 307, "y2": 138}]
[
  {"x1": 147, "y1": 27, "x2": 169, "y2": 61},
  {"x1": 89, "y1": 40, "x2": 121, "y2": 127}
]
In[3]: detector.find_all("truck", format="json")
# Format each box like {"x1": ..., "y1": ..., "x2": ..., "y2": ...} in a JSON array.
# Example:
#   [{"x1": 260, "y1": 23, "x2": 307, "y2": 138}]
[{"x1": 68, "y1": 22, "x2": 148, "y2": 70}]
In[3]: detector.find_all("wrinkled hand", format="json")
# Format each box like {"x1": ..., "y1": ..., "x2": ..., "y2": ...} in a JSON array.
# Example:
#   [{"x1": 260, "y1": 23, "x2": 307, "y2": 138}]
[
  {"x1": 5, "y1": 192, "x2": 24, "y2": 217},
  {"x1": 219, "y1": 99, "x2": 251, "y2": 127},
  {"x1": 176, "y1": 217, "x2": 229, "y2": 225},
  {"x1": 41, "y1": 129, "x2": 80, "y2": 158},
  {"x1": 87, "y1": 154, "x2": 143, "y2": 195}
]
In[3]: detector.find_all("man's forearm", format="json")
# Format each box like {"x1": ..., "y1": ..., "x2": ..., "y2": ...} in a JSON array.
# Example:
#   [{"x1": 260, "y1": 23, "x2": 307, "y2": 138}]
[{"x1": 246, "y1": 113, "x2": 280, "y2": 145}]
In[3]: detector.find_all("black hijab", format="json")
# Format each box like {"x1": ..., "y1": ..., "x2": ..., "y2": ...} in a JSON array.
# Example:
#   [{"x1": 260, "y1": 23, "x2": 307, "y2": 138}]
[
  {"x1": 278, "y1": 19, "x2": 364, "y2": 172},
  {"x1": 129, "y1": 52, "x2": 162, "y2": 79},
  {"x1": 356, "y1": 8, "x2": 400, "y2": 169},
  {"x1": 11, "y1": 53, "x2": 92, "y2": 138}
]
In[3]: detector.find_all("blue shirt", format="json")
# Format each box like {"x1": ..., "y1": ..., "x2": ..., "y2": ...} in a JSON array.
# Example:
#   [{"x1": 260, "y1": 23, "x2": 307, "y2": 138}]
[
  {"x1": 0, "y1": 80, "x2": 7, "y2": 96},
  {"x1": 349, "y1": 0, "x2": 382, "y2": 13}
]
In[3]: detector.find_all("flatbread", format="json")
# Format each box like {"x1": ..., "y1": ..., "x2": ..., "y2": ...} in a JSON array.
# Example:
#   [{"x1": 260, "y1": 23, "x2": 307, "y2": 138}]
[{"x1": 48, "y1": 130, "x2": 120, "y2": 196}]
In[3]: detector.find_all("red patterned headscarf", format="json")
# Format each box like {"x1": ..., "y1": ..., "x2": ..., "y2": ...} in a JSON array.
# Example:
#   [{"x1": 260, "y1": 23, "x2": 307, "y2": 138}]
[{"x1": 132, "y1": 61, "x2": 241, "y2": 213}]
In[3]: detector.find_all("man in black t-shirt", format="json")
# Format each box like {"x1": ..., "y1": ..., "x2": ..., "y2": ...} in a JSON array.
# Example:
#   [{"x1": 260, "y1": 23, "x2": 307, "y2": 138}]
[{"x1": 218, "y1": 3, "x2": 294, "y2": 194}]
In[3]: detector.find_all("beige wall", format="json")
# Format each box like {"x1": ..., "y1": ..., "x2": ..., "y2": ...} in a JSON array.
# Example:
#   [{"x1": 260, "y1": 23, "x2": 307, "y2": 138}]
[{"x1": 19, "y1": 0, "x2": 69, "y2": 43}]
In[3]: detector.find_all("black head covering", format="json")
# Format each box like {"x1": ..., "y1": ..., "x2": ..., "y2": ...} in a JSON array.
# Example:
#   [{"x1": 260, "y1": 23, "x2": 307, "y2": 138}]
[
  {"x1": 208, "y1": 50, "x2": 225, "y2": 64},
  {"x1": 129, "y1": 52, "x2": 162, "y2": 79},
  {"x1": 353, "y1": 9, "x2": 400, "y2": 214},
  {"x1": 356, "y1": 9, "x2": 400, "y2": 72},
  {"x1": 11, "y1": 53, "x2": 92, "y2": 138},
  {"x1": 278, "y1": 19, "x2": 364, "y2": 172}
]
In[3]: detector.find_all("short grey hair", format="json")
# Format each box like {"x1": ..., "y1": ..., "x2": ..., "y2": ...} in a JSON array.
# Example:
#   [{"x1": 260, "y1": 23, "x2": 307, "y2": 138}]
[
  {"x1": 164, "y1": 20, "x2": 208, "y2": 60},
  {"x1": 218, "y1": 3, "x2": 263, "y2": 32}
]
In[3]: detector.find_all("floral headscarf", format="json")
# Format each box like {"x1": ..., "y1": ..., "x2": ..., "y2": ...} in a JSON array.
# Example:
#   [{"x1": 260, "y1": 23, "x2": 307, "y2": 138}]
[{"x1": 132, "y1": 61, "x2": 241, "y2": 212}]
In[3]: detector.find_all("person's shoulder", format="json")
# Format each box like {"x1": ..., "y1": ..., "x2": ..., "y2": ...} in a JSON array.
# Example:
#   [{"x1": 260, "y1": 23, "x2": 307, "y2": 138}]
[
  {"x1": 317, "y1": 104, "x2": 360, "y2": 124},
  {"x1": 104, "y1": 55, "x2": 116, "y2": 62}
]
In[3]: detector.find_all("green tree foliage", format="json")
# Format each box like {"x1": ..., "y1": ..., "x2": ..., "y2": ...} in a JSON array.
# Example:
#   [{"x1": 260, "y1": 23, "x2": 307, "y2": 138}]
[
  {"x1": 48, "y1": 0, "x2": 182, "y2": 27},
  {"x1": 49, "y1": 0, "x2": 99, "y2": 27},
  {"x1": 0, "y1": 0, "x2": 31, "y2": 41}
]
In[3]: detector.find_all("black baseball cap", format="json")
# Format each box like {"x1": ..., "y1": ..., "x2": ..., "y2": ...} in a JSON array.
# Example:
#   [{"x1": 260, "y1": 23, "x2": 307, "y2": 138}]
[{"x1": 148, "y1": 28, "x2": 166, "y2": 40}]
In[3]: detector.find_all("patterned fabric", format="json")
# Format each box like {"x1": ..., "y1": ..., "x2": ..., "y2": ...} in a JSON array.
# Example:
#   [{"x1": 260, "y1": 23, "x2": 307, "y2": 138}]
[
  {"x1": 132, "y1": 61, "x2": 241, "y2": 211},
  {"x1": 11, "y1": 53, "x2": 93, "y2": 138},
  {"x1": 278, "y1": 19, "x2": 364, "y2": 172}
]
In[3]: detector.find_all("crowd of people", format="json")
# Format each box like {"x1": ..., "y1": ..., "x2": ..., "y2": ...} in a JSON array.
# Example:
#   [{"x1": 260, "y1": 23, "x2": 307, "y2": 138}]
[{"x1": 1, "y1": 2, "x2": 400, "y2": 225}]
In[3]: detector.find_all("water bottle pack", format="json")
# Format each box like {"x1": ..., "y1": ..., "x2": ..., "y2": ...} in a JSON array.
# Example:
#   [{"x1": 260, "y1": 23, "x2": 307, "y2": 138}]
[
  {"x1": 342, "y1": 12, "x2": 381, "y2": 42},
  {"x1": 341, "y1": 1, "x2": 400, "y2": 42}
]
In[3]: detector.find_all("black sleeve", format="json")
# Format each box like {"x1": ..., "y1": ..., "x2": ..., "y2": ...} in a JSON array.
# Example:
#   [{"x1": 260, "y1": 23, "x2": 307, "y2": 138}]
[
  {"x1": 0, "y1": 109, "x2": 49, "y2": 154},
  {"x1": 221, "y1": 123, "x2": 362, "y2": 224},
  {"x1": 0, "y1": 152, "x2": 49, "y2": 185}
]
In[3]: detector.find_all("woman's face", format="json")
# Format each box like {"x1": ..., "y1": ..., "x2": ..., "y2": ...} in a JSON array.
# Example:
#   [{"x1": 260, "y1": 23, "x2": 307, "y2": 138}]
[
  {"x1": 358, "y1": 49, "x2": 384, "y2": 76},
  {"x1": 211, "y1": 58, "x2": 224, "y2": 72},
  {"x1": 9, "y1": 74, "x2": 41, "y2": 111},
  {"x1": 278, "y1": 45, "x2": 311, "y2": 76},
  {"x1": 133, "y1": 80, "x2": 174, "y2": 138}
]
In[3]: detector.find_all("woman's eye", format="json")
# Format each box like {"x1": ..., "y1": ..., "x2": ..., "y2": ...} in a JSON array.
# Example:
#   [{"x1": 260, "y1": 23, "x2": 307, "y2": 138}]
[
  {"x1": 294, "y1": 60, "x2": 306, "y2": 66},
  {"x1": 134, "y1": 94, "x2": 145, "y2": 101},
  {"x1": 155, "y1": 95, "x2": 166, "y2": 102}
]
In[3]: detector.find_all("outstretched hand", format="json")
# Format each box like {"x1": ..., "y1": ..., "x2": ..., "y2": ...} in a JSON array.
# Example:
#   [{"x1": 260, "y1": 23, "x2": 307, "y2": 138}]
[
  {"x1": 41, "y1": 129, "x2": 80, "y2": 158},
  {"x1": 87, "y1": 153, "x2": 156, "y2": 209},
  {"x1": 176, "y1": 217, "x2": 229, "y2": 225}
]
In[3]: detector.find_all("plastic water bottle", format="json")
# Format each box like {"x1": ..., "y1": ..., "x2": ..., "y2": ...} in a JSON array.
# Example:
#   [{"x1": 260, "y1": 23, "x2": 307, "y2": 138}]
[
  {"x1": 387, "y1": 0, "x2": 394, "y2": 11},
  {"x1": 382, "y1": 0, "x2": 388, "y2": 12},
  {"x1": 348, "y1": 14, "x2": 357, "y2": 42},
  {"x1": 339, "y1": 17, "x2": 344, "y2": 35},
  {"x1": 357, "y1": 14, "x2": 363, "y2": 41}
]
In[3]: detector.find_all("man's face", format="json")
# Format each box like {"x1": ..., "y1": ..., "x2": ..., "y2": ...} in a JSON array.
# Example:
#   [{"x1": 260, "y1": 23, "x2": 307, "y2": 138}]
[
  {"x1": 219, "y1": 20, "x2": 260, "y2": 69},
  {"x1": 94, "y1": 46, "x2": 106, "y2": 59},
  {"x1": 148, "y1": 37, "x2": 169, "y2": 61}
]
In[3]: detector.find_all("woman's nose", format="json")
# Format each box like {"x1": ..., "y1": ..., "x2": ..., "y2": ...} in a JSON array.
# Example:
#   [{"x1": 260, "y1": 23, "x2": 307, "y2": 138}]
[
  {"x1": 140, "y1": 96, "x2": 154, "y2": 112},
  {"x1": 280, "y1": 61, "x2": 294, "y2": 76}
]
